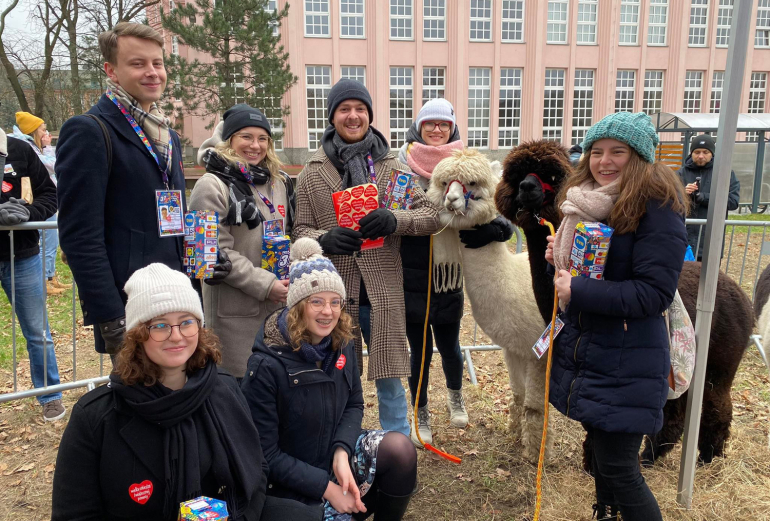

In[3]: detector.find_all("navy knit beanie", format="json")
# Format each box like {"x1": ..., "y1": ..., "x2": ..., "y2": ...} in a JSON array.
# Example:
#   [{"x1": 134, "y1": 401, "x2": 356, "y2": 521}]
[
  {"x1": 327, "y1": 79, "x2": 374, "y2": 124},
  {"x1": 222, "y1": 104, "x2": 272, "y2": 140},
  {"x1": 582, "y1": 112, "x2": 659, "y2": 163}
]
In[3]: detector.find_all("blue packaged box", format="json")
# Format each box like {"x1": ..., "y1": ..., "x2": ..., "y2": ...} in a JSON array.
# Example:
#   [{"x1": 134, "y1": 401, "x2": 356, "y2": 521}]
[
  {"x1": 179, "y1": 496, "x2": 228, "y2": 520},
  {"x1": 569, "y1": 221, "x2": 614, "y2": 280},
  {"x1": 184, "y1": 211, "x2": 219, "y2": 279}
]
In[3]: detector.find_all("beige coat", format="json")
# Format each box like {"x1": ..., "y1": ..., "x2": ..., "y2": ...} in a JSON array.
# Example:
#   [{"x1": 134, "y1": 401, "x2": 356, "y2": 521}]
[
  {"x1": 293, "y1": 148, "x2": 440, "y2": 380},
  {"x1": 188, "y1": 172, "x2": 290, "y2": 377}
]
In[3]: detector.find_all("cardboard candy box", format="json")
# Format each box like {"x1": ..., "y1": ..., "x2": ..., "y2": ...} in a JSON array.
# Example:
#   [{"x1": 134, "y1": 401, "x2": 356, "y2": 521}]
[
  {"x1": 262, "y1": 235, "x2": 291, "y2": 280},
  {"x1": 381, "y1": 169, "x2": 419, "y2": 210},
  {"x1": 179, "y1": 496, "x2": 228, "y2": 520},
  {"x1": 569, "y1": 221, "x2": 614, "y2": 280},
  {"x1": 332, "y1": 183, "x2": 384, "y2": 250},
  {"x1": 184, "y1": 211, "x2": 219, "y2": 279}
]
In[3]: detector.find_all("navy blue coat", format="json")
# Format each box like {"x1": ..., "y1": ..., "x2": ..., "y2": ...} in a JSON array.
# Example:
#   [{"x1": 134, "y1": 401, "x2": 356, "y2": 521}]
[
  {"x1": 56, "y1": 95, "x2": 186, "y2": 343},
  {"x1": 549, "y1": 200, "x2": 687, "y2": 435}
]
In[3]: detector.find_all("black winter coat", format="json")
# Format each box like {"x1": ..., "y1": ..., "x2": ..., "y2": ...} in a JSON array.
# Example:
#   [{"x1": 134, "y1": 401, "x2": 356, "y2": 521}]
[
  {"x1": 56, "y1": 95, "x2": 186, "y2": 339},
  {"x1": 549, "y1": 201, "x2": 687, "y2": 435},
  {"x1": 52, "y1": 371, "x2": 268, "y2": 521},
  {"x1": 0, "y1": 137, "x2": 57, "y2": 261},
  {"x1": 241, "y1": 313, "x2": 364, "y2": 506}
]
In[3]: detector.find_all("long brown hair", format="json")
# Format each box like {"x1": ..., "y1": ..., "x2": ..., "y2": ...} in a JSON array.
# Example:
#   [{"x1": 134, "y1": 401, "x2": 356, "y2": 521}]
[
  {"x1": 556, "y1": 146, "x2": 689, "y2": 234},
  {"x1": 285, "y1": 299, "x2": 354, "y2": 352}
]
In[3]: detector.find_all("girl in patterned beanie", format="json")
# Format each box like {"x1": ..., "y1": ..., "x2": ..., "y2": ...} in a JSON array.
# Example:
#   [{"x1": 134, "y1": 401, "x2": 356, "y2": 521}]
[{"x1": 242, "y1": 237, "x2": 418, "y2": 520}]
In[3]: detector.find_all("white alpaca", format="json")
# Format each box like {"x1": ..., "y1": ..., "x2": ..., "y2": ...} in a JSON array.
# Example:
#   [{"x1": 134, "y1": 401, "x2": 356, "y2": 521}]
[{"x1": 426, "y1": 148, "x2": 551, "y2": 463}]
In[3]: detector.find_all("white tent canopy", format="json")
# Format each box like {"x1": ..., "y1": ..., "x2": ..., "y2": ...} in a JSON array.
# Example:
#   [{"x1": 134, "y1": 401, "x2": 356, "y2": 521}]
[{"x1": 656, "y1": 112, "x2": 770, "y2": 132}]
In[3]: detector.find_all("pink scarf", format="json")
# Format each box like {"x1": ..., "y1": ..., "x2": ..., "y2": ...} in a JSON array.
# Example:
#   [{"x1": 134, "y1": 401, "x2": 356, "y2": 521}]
[{"x1": 406, "y1": 140, "x2": 465, "y2": 179}]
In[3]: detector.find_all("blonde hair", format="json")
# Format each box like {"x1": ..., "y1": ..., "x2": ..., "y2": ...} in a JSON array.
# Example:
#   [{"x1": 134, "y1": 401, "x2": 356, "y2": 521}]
[
  {"x1": 214, "y1": 135, "x2": 284, "y2": 180},
  {"x1": 32, "y1": 126, "x2": 44, "y2": 151},
  {"x1": 98, "y1": 22, "x2": 164, "y2": 64},
  {"x1": 285, "y1": 299, "x2": 354, "y2": 352}
]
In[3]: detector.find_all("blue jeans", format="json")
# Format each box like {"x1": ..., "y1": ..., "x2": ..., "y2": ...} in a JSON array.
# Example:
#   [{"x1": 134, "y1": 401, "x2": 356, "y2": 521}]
[
  {"x1": 0, "y1": 255, "x2": 61, "y2": 404},
  {"x1": 38, "y1": 214, "x2": 58, "y2": 279},
  {"x1": 359, "y1": 305, "x2": 410, "y2": 436}
]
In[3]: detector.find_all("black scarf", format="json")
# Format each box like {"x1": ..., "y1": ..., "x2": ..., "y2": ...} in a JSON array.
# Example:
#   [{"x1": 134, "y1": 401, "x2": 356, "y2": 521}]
[
  {"x1": 404, "y1": 120, "x2": 461, "y2": 146},
  {"x1": 109, "y1": 361, "x2": 266, "y2": 521},
  {"x1": 321, "y1": 125, "x2": 391, "y2": 188},
  {"x1": 202, "y1": 149, "x2": 268, "y2": 229},
  {"x1": 275, "y1": 308, "x2": 335, "y2": 373}
]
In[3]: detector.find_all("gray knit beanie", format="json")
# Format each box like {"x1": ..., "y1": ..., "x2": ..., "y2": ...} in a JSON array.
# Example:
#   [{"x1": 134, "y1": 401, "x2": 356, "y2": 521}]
[
  {"x1": 124, "y1": 263, "x2": 204, "y2": 331},
  {"x1": 327, "y1": 79, "x2": 374, "y2": 124},
  {"x1": 416, "y1": 98, "x2": 456, "y2": 134},
  {"x1": 287, "y1": 238, "x2": 347, "y2": 309}
]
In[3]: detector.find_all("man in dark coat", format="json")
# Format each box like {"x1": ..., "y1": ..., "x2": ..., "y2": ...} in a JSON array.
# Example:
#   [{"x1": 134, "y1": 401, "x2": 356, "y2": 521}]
[{"x1": 677, "y1": 134, "x2": 741, "y2": 260}]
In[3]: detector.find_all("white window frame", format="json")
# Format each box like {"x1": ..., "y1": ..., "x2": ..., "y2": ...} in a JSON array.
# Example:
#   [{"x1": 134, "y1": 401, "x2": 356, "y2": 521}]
[
  {"x1": 710, "y1": 71, "x2": 725, "y2": 113},
  {"x1": 683, "y1": 71, "x2": 703, "y2": 113},
  {"x1": 169, "y1": 0, "x2": 175, "y2": 10},
  {"x1": 619, "y1": 0, "x2": 640, "y2": 45},
  {"x1": 547, "y1": 1, "x2": 569, "y2": 44},
  {"x1": 304, "y1": 0, "x2": 330, "y2": 38},
  {"x1": 716, "y1": 0, "x2": 733, "y2": 47},
  {"x1": 647, "y1": 0, "x2": 668, "y2": 46},
  {"x1": 642, "y1": 70, "x2": 664, "y2": 115},
  {"x1": 576, "y1": 0, "x2": 598, "y2": 45},
  {"x1": 749, "y1": 72, "x2": 767, "y2": 113},
  {"x1": 572, "y1": 70, "x2": 594, "y2": 144},
  {"x1": 688, "y1": 0, "x2": 709, "y2": 47},
  {"x1": 423, "y1": 0, "x2": 446, "y2": 41},
  {"x1": 340, "y1": 0, "x2": 365, "y2": 39},
  {"x1": 171, "y1": 35, "x2": 179, "y2": 55},
  {"x1": 756, "y1": 0, "x2": 770, "y2": 48},
  {"x1": 470, "y1": 0, "x2": 493, "y2": 42},
  {"x1": 498, "y1": 68, "x2": 522, "y2": 147},
  {"x1": 305, "y1": 65, "x2": 332, "y2": 151},
  {"x1": 615, "y1": 70, "x2": 636, "y2": 113},
  {"x1": 266, "y1": 0, "x2": 280, "y2": 36},
  {"x1": 340, "y1": 66, "x2": 366, "y2": 86},
  {"x1": 422, "y1": 67, "x2": 446, "y2": 104},
  {"x1": 390, "y1": 0, "x2": 414, "y2": 41},
  {"x1": 389, "y1": 67, "x2": 414, "y2": 149},
  {"x1": 543, "y1": 68, "x2": 565, "y2": 141},
  {"x1": 468, "y1": 68, "x2": 491, "y2": 148},
  {"x1": 501, "y1": 0, "x2": 525, "y2": 43}
]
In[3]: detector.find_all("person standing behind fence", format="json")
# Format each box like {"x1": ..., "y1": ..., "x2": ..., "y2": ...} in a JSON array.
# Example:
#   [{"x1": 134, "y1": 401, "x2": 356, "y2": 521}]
[
  {"x1": 676, "y1": 134, "x2": 740, "y2": 261},
  {"x1": 0, "y1": 128, "x2": 65, "y2": 421},
  {"x1": 12, "y1": 111, "x2": 69, "y2": 296}
]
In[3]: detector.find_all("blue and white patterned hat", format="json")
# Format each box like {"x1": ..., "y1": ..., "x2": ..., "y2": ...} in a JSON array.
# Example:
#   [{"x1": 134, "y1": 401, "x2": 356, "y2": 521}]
[{"x1": 287, "y1": 238, "x2": 347, "y2": 309}]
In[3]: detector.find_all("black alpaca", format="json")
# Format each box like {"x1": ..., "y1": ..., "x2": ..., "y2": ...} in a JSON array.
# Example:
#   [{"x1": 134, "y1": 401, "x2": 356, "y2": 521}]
[{"x1": 494, "y1": 140, "x2": 754, "y2": 467}]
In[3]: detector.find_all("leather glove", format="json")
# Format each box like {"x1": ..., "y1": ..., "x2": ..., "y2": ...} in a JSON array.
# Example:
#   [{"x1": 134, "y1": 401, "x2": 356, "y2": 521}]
[
  {"x1": 0, "y1": 198, "x2": 30, "y2": 225},
  {"x1": 693, "y1": 192, "x2": 706, "y2": 206},
  {"x1": 318, "y1": 227, "x2": 363, "y2": 255},
  {"x1": 459, "y1": 216, "x2": 515, "y2": 249},
  {"x1": 358, "y1": 209, "x2": 397, "y2": 240},
  {"x1": 99, "y1": 316, "x2": 126, "y2": 355},
  {"x1": 204, "y1": 249, "x2": 232, "y2": 286}
]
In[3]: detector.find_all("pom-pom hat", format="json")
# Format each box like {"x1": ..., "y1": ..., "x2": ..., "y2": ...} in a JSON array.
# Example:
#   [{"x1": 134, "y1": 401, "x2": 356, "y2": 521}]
[
  {"x1": 124, "y1": 263, "x2": 204, "y2": 331},
  {"x1": 287, "y1": 238, "x2": 347, "y2": 309},
  {"x1": 581, "y1": 112, "x2": 659, "y2": 164}
]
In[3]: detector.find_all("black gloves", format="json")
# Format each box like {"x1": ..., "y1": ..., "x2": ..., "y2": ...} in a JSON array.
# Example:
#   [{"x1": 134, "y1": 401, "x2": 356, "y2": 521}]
[
  {"x1": 99, "y1": 316, "x2": 126, "y2": 355},
  {"x1": 0, "y1": 198, "x2": 30, "y2": 226},
  {"x1": 693, "y1": 192, "x2": 706, "y2": 206},
  {"x1": 204, "y1": 249, "x2": 232, "y2": 286},
  {"x1": 319, "y1": 227, "x2": 363, "y2": 255},
  {"x1": 358, "y1": 209, "x2": 397, "y2": 240},
  {"x1": 459, "y1": 216, "x2": 515, "y2": 249}
]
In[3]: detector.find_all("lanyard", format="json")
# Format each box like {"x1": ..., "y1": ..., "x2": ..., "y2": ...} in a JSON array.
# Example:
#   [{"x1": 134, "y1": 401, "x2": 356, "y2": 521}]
[
  {"x1": 106, "y1": 89, "x2": 173, "y2": 188},
  {"x1": 366, "y1": 153, "x2": 376, "y2": 184},
  {"x1": 237, "y1": 162, "x2": 276, "y2": 214},
  {"x1": 256, "y1": 188, "x2": 276, "y2": 214}
]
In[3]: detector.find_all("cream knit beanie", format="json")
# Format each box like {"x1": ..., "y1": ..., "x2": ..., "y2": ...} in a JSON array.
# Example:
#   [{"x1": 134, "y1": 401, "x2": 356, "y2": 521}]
[
  {"x1": 124, "y1": 263, "x2": 204, "y2": 331},
  {"x1": 287, "y1": 238, "x2": 347, "y2": 309}
]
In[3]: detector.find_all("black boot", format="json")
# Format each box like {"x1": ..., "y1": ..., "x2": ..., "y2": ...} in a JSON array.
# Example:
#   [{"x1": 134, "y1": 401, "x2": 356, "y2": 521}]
[
  {"x1": 372, "y1": 489, "x2": 413, "y2": 521},
  {"x1": 592, "y1": 503, "x2": 619, "y2": 520}
]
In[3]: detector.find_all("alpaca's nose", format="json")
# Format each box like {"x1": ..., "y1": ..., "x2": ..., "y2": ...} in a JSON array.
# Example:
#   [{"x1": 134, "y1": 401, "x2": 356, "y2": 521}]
[{"x1": 519, "y1": 175, "x2": 541, "y2": 195}]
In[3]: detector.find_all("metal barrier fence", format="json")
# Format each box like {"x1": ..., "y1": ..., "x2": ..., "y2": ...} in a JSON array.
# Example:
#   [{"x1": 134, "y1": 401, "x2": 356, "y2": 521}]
[{"x1": 1, "y1": 219, "x2": 768, "y2": 404}]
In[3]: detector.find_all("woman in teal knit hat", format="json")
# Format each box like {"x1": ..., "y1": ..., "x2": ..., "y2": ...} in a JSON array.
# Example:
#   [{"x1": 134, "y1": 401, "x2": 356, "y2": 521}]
[{"x1": 545, "y1": 112, "x2": 688, "y2": 520}]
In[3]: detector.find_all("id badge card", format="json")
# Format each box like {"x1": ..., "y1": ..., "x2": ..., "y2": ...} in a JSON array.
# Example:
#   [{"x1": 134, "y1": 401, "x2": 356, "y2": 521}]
[
  {"x1": 263, "y1": 218, "x2": 285, "y2": 238},
  {"x1": 532, "y1": 317, "x2": 565, "y2": 359},
  {"x1": 156, "y1": 190, "x2": 185, "y2": 237}
]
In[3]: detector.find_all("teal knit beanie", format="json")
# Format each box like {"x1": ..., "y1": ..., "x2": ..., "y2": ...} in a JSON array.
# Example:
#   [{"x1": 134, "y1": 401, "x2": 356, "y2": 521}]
[{"x1": 582, "y1": 112, "x2": 659, "y2": 163}]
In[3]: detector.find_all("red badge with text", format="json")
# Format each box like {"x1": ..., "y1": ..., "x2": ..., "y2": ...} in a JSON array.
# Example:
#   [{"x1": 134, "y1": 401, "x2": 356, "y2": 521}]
[
  {"x1": 1, "y1": 181, "x2": 11, "y2": 193},
  {"x1": 129, "y1": 480, "x2": 153, "y2": 505},
  {"x1": 336, "y1": 354, "x2": 347, "y2": 370},
  {"x1": 278, "y1": 204, "x2": 286, "y2": 217}
]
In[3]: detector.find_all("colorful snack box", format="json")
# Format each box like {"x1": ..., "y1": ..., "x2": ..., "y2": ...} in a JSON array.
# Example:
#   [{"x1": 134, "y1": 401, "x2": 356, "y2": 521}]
[
  {"x1": 381, "y1": 169, "x2": 419, "y2": 210},
  {"x1": 184, "y1": 211, "x2": 219, "y2": 279},
  {"x1": 569, "y1": 221, "x2": 614, "y2": 280},
  {"x1": 179, "y1": 496, "x2": 229, "y2": 520},
  {"x1": 332, "y1": 183, "x2": 384, "y2": 250},
  {"x1": 262, "y1": 235, "x2": 291, "y2": 280}
]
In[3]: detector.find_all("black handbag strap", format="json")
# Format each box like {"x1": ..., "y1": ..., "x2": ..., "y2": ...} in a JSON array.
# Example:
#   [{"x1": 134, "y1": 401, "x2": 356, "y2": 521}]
[{"x1": 84, "y1": 114, "x2": 112, "y2": 177}]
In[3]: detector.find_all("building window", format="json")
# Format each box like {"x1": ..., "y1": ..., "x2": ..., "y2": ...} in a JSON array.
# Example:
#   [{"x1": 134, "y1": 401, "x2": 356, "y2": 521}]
[
  {"x1": 749, "y1": 72, "x2": 767, "y2": 112},
  {"x1": 572, "y1": 70, "x2": 594, "y2": 144},
  {"x1": 501, "y1": 1, "x2": 525, "y2": 43},
  {"x1": 577, "y1": 0, "x2": 598, "y2": 44},
  {"x1": 306, "y1": 65, "x2": 332, "y2": 151},
  {"x1": 390, "y1": 0, "x2": 413, "y2": 40},
  {"x1": 305, "y1": 0, "x2": 330, "y2": 37},
  {"x1": 710, "y1": 71, "x2": 724, "y2": 113},
  {"x1": 715, "y1": 0, "x2": 733, "y2": 47},
  {"x1": 341, "y1": 66, "x2": 366, "y2": 86},
  {"x1": 619, "y1": 0, "x2": 640, "y2": 45},
  {"x1": 647, "y1": 0, "x2": 668, "y2": 45},
  {"x1": 340, "y1": 0, "x2": 365, "y2": 38},
  {"x1": 424, "y1": 0, "x2": 446, "y2": 41},
  {"x1": 169, "y1": 0, "x2": 175, "y2": 10},
  {"x1": 389, "y1": 67, "x2": 414, "y2": 148},
  {"x1": 642, "y1": 70, "x2": 664, "y2": 115},
  {"x1": 547, "y1": 1, "x2": 568, "y2": 44},
  {"x1": 756, "y1": 0, "x2": 770, "y2": 47},
  {"x1": 543, "y1": 68, "x2": 565, "y2": 141},
  {"x1": 468, "y1": 68, "x2": 491, "y2": 148},
  {"x1": 422, "y1": 67, "x2": 445, "y2": 103},
  {"x1": 221, "y1": 71, "x2": 245, "y2": 105},
  {"x1": 499, "y1": 68, "x2": 522, "y2": 147},
  {"x1": 683, "y1": 71, "x2": 703, "y2": 113},
  {"x1": 171, "y1": 36, "x2": 179, "y2": 55},
  {"x1": 470, "y1": 0, "x2": 493, "y2": 41},
  {"x1": 689, "y1": 0, "x2": 708, "y2": 47},
  {"x1": 615, "y1": 70, "x2": 636, "y2": 112}
]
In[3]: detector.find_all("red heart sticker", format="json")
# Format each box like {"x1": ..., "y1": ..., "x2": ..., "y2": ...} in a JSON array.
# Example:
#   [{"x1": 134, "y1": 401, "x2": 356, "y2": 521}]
[
  {"x1": 339, "y1": 202, "x2": 352, "y2": 214},
  {"x1": 278, "y1": 204, "x2": 285, "y2": 217},
  {"x1": 351, "y1": 198, "x2": 364, "y2": 211},
  {"x1": 339, "y1": 191, "x2": 352, "y2": 202},
  {"x1": 1, "y1": 181, "x2": 11, "y2": 193},
  {"x1": 364, "y1": 185, "x2": 378, "y2": 198},
  {"x1": 336, "y1": 354, "x2": 346, "y2": 370},
  {"x1": 352, "y1": 212, "x2": 366, "y2": 224},
  {"x1": 351, "y1": 186, "x2": 364, "y2": 198},
  {"x1": 364, "y1": 197, "x2": 378, "y2": 210},
  {"x1": 339, "y1": 214, "x2": 354, "y2": 228},
  {"x1": 129, "y1": 480, "x2": 153, "y2": 505}
]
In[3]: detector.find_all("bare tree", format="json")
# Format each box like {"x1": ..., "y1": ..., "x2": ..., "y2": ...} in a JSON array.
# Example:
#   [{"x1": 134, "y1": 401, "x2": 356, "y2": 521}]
[{"x1": 0, "y1": 0, "x2": 31, "y2": 113}]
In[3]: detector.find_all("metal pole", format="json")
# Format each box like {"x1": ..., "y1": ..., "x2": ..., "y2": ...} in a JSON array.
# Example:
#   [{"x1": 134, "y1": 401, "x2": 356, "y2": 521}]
[
  {"x1": 677, "y1": 0, "x2": 753, "y2": 508},
  {"x1": 10, "y1": 231, "x2": 16, "y2": 393},
  {"x1": 752, "y1": 132, "x2": 766, "y2": 213},
  {"x1": 41, "y1": 230, "x2": 47, "y2": 388}
]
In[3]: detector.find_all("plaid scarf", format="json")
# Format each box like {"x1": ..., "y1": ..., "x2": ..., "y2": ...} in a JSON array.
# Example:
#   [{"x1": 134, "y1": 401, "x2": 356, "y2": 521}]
[{"x1": 106, "y1": 78, "x2": 172, "y2": 165}]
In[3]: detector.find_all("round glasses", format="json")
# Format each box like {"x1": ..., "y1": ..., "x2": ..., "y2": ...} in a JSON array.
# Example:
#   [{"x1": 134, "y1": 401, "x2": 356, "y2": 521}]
[
  {"x1": 307, "y1": 297, "x2": 344, "y2": 312},
  {"x1": 146, "y1": 319, "x2": 200, "y2": 342},
  {"x1": 422, "y1": 121, "x2": 451, "y2": 132}
]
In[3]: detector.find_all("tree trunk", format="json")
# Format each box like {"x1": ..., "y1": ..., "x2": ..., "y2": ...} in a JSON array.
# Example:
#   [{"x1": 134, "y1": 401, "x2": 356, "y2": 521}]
[
  {"x1": 0, "y1": 0, "x2": 31, "y2": 112},
  {"x1": 66, "y1": 0, "x2": 82, "y2": 114}
]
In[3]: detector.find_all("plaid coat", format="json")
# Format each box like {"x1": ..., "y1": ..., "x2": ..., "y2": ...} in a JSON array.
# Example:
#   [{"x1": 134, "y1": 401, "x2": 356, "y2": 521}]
[{"x1": 293, "y1": 148, "x2": 441, "y2": 380}]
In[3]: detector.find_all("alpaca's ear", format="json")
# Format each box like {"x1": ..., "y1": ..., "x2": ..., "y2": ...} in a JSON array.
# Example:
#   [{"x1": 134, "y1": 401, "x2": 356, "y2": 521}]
[{"x1": 489, "y1": 160, "x2": 502, "y2": 179}]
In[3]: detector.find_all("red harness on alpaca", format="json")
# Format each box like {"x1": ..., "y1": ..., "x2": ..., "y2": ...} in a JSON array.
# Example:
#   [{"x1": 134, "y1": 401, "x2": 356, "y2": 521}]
[{"x1": 527, "y1": 173, "x2": 555, "y2": 205}]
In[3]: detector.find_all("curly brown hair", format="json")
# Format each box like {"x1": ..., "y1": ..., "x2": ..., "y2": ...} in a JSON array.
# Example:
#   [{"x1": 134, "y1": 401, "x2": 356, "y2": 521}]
[
  {"x1": 114, "y1": 322, "x2": 223, "y2": 386},
  {"x1": 285, "y1": 300, "x2": 354, "y2": 351}
]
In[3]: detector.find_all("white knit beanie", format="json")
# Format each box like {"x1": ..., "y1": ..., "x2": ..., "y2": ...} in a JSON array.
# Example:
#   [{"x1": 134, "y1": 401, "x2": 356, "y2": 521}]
[
  {"x1": 124, "y1": 263, "x2": 204, "y2": 331},
  {"x1": 416, "y1": 98, "x2": 456, "y2": 133},
  {"x1": 287, "y1": 238, "x2": 347, "y2": 309}
]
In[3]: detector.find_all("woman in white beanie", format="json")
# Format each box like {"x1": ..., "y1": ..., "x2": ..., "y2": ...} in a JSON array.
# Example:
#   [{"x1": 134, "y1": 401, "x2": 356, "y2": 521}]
[{"x1": 241, "y1": 238, "x2": 418, "y2": 521}]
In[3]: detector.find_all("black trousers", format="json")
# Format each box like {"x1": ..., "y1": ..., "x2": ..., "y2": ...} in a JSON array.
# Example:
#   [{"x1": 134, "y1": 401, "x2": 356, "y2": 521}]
[{"x1": 406, "y1": 320, "x2": 464, "y2": 407}]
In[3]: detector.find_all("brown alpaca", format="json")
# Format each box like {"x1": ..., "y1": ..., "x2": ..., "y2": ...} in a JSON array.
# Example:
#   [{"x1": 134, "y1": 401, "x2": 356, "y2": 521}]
[{"x1": 495, "y1": 140, "x2": 754, "y2": 467}]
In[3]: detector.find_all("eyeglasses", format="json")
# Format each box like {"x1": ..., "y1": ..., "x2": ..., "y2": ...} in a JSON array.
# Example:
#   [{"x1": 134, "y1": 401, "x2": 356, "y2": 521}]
[
  {"x1": 307, "y1": 297, "x2": 345, "y2": 312},
  {"x1": 422, "y1": 121, "x2": 451, "y2": 132},
  {"x1": 233, "y1": 133, "x2": 270, "y2": 145},
  {"x1": 146, "y1": 319, "x2": 200, "y2": 341}
]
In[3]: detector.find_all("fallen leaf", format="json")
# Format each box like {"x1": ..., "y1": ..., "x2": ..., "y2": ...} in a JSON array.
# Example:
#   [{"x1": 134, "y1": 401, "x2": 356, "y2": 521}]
[{"x1": 15, "y1": 462, "x2": 35, "y2": 473}]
